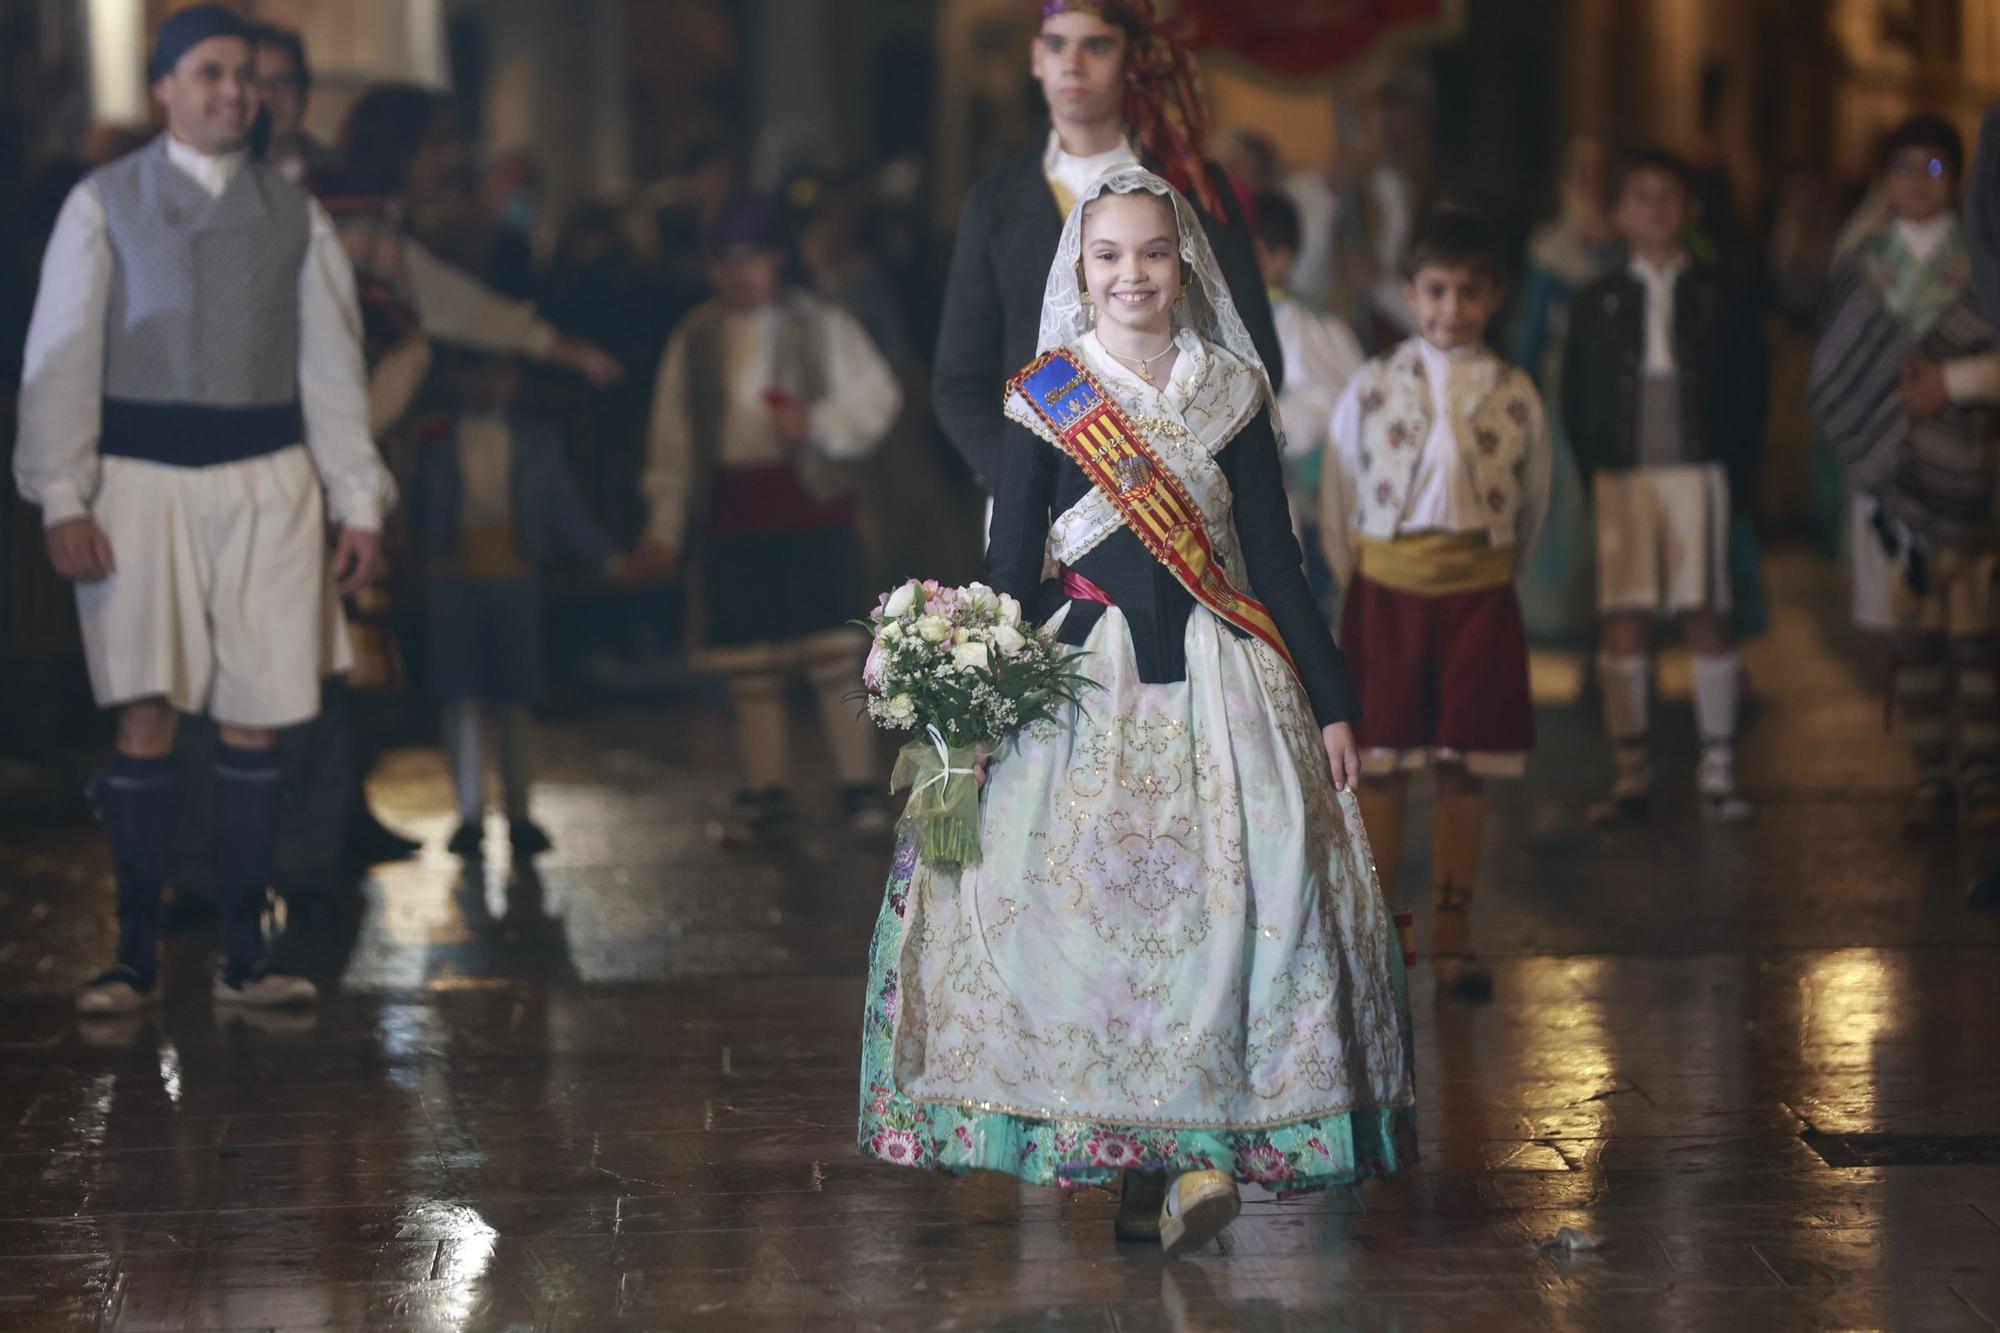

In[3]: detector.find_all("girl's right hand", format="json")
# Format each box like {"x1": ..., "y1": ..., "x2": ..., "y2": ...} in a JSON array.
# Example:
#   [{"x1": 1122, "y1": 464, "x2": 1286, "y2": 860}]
[{"x1": 973, "y1": 743, "x2": 993, "y2": 790}]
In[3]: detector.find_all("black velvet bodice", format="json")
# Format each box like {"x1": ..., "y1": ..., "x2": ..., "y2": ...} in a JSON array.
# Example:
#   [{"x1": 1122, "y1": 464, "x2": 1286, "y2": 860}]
[{"x1": 985, "y1": 406, "x2": 1358, "y2": 727}]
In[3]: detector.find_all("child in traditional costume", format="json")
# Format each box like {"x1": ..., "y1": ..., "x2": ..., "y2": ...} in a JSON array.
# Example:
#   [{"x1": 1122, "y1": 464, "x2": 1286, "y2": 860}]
[
  {"x1": 1810, "y1": 115, "x2": 2000, "y2": 832},
  {"x1": 1563, "y1": 149, "x2": 1768, "y2": 825},
  {"x1": 857, "y1": 168, "x2": 1415, "y2": 1258},
  {"x1": 407, "y1": 350, "x2": 626, "y2": 858},
  {"x1": 636, "y1": 196, "x2": 903, "y2": 842},
  {"x1": 1255, "y1": 190, "x2": 1365, "y2": 611},
  {"x1": 1320, "y1": 208, "x2": 1550, "y2": 1003},
  {"x1": 1509, "y1": 136, "x2": 1620, "y2": 641}
]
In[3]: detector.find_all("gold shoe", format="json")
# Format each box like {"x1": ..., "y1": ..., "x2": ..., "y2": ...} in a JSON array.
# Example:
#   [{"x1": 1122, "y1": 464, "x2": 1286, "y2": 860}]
[{"x1": 1159, "y1": 1169, "x2": 1239, "y2": 1259}]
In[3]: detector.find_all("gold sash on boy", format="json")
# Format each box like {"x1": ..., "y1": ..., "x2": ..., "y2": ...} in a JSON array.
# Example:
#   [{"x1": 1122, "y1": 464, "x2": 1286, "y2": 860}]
[
  {"x1": 1008, "y1": 347, "x2": 1302, "y2": 680},
  {"x1": 1356, "y1": 532, "x2": 1514, "y2": 597}
]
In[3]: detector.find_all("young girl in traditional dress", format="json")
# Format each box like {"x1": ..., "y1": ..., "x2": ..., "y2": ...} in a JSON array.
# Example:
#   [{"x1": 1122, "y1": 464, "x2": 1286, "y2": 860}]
[{"x1": 858, "y1": 168, "x2": 1415, "y2": 1257}]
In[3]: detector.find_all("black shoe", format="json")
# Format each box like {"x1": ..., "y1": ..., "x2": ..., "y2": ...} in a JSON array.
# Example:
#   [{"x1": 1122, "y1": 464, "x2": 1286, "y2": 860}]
[
  {"x1": 720, "y1": 788, "x2": 795, "y2": 848},
  {"x1": 77, "y1": 965, "x2": 157, "y2": 1016},
  {"x1": 508, "y1": 818, "x2": 553, "y2": 856},
  {"x1": 1436, "y1": 954, "x2": 1496, "y2": 1004},
  {"x1": 213, "y1": 967, "x2": 317, "y2": 1008},
  {"x1": 1114, "y1": 1169, "x2": 1168, "y2": 1243},
  {"x1": 346, "y1": 812, "x2": 423, "y2": 867},
  {"x1": 1972, "y1": 861, "x2": 2000, "y2": 907},
  {"x1": 448, "y1": 822, "x2": 485, "y2": 857},
  {"x1": 839, "y1": 783, "x2": 894, "y2": 837}
]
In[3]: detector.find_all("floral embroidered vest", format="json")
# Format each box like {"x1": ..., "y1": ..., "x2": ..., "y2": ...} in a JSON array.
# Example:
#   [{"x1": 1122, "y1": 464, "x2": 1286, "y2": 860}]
[{"x1": 1345, "y1": 338, "x2": 1538, "y2": 547}]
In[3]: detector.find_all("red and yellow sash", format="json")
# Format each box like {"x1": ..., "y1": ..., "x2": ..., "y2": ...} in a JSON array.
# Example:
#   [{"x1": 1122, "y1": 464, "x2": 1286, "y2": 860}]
[{"x1": 1009, "y1": 347, "x2": 1299, "y2": 680}]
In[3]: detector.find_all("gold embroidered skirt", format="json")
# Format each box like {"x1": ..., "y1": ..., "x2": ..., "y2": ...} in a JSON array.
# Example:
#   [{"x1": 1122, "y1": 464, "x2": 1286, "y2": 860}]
[{"x1": 859, "y1": 604, "x2": 1417, "y2": 1188}]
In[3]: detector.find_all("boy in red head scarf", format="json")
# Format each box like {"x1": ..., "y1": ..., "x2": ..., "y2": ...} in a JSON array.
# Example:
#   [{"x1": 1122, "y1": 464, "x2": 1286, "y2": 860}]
[{"x1": 932, "y1": 0, "x2": 1281, "y2": 492}]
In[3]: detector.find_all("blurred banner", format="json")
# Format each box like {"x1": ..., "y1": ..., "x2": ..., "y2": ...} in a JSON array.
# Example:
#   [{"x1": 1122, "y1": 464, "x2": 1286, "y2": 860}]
[{"x1": 1179, "y1": 0, "x2": 1453, "y2": 78}]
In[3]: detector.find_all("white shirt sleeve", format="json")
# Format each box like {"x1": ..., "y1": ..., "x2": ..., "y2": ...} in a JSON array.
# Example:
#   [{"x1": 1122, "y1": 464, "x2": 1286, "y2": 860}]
[
  {"x1": 403, "y1": 238, "x2": 558, "y2": 358},
  {"x1": 298, "y1": 200, "x2": 397, "y2": 531},
  {"x1": 1944, "y1": 352, "x2": 2000, "y2": 405},
  {"x1": 1318, "y1": 376, "x2": 1366, "y2": 589},
  {"x1": 1514, "y1": 389, "x2": 1553, "y2": 563},
  {"x1": 809, "y1": 304, "x2": 903, "y2": 462},
  {"x1": 15, "y1": 181, "x2": 109, "y2": 526},
  {"x1": 640, "y1": 329, "x2": 696, "y2": 550}
]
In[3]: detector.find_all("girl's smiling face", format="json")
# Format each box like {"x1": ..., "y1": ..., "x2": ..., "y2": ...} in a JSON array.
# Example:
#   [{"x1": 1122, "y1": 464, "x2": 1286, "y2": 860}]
[{"x1": 1080, "y1": 191, "x2": 1183, "y2": 338}]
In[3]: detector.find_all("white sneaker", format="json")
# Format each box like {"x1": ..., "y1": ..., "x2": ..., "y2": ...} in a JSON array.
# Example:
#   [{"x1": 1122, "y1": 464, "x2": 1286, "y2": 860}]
[
  {"x1": 76, "y1": 966, "x2": 156, "y2": 1016},
  {"x1": 1699, "y1": 744, "x2": 1753, "y2": 823},
  {"x1": 213, "y1": 971, "x2": 318, "y2": 1008},
  {"x1": 1159, "y1": 1168, "x2": 1240, "y2": 1259}
]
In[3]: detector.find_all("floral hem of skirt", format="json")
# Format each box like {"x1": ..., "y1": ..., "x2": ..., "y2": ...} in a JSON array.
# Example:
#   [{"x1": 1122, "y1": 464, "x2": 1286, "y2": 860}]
[{"x1": 856, "y1": 838, "x2": 1419, "y2": 1193}]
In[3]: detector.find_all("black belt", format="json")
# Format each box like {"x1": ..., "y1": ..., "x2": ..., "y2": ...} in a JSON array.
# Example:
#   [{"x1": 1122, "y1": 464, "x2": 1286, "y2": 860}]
[{"x1": 99, "y1": 398, "x2": 304, "y2": 467}]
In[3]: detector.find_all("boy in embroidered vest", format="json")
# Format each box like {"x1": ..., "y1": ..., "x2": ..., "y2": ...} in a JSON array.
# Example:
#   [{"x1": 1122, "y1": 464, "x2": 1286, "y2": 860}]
[
  {"x1": 1321, "y1": 208, "x2": 1549, "y2": 1002},
  {"x1": 633, "y1": 196, "x2": 902, "y2": 843},
  {"x1": 1810, "y1": 116, "x2": 2000, "y2": 831},
  {"x1": 408, "y1": 349, "x2": 628, "y2": 859},
  {"x1": 1256, "y1": 191, "x2": 1365, "y2": 608},
  {"x1": 1564, "y1": 148, "x2": 1768, "y2": 825},
  {"x1": 14, "y1": 7, "x2": 395, "y2": 1014}
]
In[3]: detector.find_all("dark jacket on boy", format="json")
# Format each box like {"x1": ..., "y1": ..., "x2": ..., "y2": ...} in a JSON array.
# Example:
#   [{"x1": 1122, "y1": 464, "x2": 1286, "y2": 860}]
[
  {"x1": 1562, "y1": 261, "x2": 1768, "y2": 495},
  {"x1": 408, "y1": 415, "x2": 617, "y2": 570}
]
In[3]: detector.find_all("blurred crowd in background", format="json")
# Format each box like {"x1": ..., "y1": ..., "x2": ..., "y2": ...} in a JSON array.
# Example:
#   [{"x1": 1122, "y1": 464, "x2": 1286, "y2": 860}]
[{"x1": 0, "y1": 2, "x2": 1982, "y2": 761}]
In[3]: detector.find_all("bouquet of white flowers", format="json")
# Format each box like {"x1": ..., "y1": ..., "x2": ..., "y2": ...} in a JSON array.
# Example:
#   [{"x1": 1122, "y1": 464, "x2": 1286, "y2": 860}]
[{"x1": 857, "y1": 579, "x2": 1094, "y2": 872}]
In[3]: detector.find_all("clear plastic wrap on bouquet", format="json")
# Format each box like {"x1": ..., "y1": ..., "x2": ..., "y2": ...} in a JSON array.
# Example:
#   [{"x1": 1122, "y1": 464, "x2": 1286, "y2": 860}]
[{"x1": 889, "y1": 728, "x2": 983, "y2": 874}]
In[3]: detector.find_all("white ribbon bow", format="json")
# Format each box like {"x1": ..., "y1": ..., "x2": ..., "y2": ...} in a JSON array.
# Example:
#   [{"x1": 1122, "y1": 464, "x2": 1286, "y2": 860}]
[{"x1": 911, "y1": 723, "x2": 978, "y2": 797}]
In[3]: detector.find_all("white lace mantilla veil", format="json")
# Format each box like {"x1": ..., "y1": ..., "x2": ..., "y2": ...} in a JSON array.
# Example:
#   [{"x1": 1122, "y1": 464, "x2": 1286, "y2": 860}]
[{"x1": 1033, "y1": 166, "x2": 1287, "y2": 452}]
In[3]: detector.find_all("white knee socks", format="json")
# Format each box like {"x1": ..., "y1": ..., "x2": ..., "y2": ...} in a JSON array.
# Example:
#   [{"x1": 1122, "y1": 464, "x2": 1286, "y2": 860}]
[
  {"x1": 807, "y1": 649, "x2": 876, "y2": 788},
  {"x1": 728, "y1": 672, "x2": 789, "y2": 793},
  {"x1": 1599, "y1": 654, "x2": 1651, "y2": 743},
  {"x1": 445, "y1": 700, "x2": 485, "y2": 825},
  {"x1": 1691, "y1": 652, "x2": 1741, "y2": 746}
]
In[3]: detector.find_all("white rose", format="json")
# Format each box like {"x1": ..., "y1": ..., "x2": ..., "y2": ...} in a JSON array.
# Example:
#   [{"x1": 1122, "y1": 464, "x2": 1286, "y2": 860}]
[
  {"x1": 962, "y1": 582, "x2": 998, "y2": 613},
  {"x1": 917, "y1": 615, "x2": 951, "y2": 643},
  {"x1": 883, "y1": 580, "x2": 921, "y2": 619},
  {"x1": 951, "y1": 640, "x2": 990, "y2": 672},
  {"x1": 886, "y1": 694, "x2": 916, "y2": 727},
  {"x1": 879, "y1": 620, "x2": 903, "y2": 639},
  {"x1": 953, "y1": 626, "x2": 971, "y2": 646},
  {"x1": 991, "y1": 624, "x2": 1027, "y2": 656},
  {"x1": 997, "y1": 594, "x2": 1023, "y2": 627}
]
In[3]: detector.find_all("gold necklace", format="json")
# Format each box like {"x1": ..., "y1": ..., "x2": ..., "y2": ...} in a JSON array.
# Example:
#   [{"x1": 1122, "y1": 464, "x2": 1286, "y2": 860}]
[{"x1": 1106, "y1": 339, "x2": 1176, "y2": 385}]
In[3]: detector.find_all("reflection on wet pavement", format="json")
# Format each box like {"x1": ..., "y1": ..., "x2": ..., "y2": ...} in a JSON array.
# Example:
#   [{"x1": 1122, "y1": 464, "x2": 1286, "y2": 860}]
[{"x1": 3, "y1": 555, "x2": 1999, "y2": 1330}]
